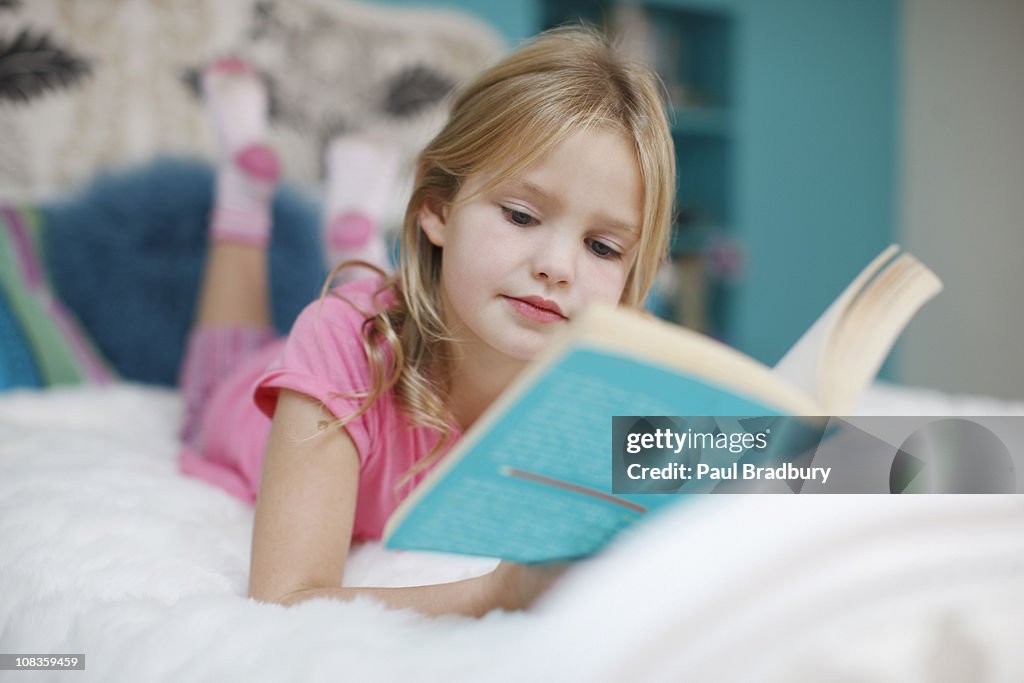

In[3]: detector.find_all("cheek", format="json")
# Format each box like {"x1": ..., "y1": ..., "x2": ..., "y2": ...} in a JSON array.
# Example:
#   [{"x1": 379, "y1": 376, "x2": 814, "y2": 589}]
[
  {"x1": 443, "y1": 252, "x2": 491, "y2": 291},
  {"x1": 580, "y1": 260, "x2": 631, "y2": 304},
  {"x1": 443, "y1": 217, "x2": 522, "y2": 279},
  {"x1": 439, "y1": 236, "x2": 515, "y2": 302}
]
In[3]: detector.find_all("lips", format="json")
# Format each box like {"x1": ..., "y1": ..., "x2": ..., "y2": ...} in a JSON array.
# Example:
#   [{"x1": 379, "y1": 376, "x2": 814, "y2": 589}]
[
  {"x1": 503, "y1": 295, "x2": 567, "y2": 323},
  {"x1": 515, "y1": 295, "x2": 565, "y2": 317}
]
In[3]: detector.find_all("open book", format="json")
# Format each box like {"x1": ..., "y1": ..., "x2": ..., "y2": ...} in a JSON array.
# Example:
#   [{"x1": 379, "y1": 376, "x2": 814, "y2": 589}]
[{"x1": 383, "y1": 246, "x2": 943, "y2": 562}]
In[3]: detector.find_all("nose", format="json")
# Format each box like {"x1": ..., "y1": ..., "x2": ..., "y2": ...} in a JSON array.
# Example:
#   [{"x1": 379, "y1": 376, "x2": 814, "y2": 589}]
[{"x1": 532, "y1": 233, "x2": 576, "y2": 286}]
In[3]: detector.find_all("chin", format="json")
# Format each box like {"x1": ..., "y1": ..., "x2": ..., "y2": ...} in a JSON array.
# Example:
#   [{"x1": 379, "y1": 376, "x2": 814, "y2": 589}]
[
  {"x1": 503, "y1": 347, "x2": 542, "y2": 363},
  {"x1": 490, "y1": 330, "x2": 558, "y2": 363}
]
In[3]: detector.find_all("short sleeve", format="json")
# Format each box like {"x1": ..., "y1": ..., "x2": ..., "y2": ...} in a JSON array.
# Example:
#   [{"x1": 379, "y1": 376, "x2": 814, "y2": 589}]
[{"x1": 253, "y1": 279, "x2": 393, "y2": 467}]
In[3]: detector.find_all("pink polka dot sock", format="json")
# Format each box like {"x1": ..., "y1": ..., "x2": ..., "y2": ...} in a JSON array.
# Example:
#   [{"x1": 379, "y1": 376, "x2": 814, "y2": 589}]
[
  {"x1": 202, "y1": 58, "x2": 279, "y2": 247},
  {"x1": 323, "y1": 135, "x2": 401, "y2": 280}
]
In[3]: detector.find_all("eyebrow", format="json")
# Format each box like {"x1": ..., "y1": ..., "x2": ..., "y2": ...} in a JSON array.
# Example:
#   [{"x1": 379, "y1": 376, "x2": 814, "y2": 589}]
[
  {"x1": 500, "y1": 179, "x2": 640, "y2": 236},
  {"x1": 598, "y1": 215, "x2": 641, "y2": 238},
  {"x1": 502, "y1": 179, "x2": 560, "y2": 208}
]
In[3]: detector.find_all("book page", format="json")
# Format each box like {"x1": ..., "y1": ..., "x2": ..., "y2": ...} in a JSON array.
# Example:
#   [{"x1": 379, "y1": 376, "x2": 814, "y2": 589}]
[
  {"x1": 824, "y1": 255, "x2": 942, "y2": 412},
  {"x1": 582, "y1": 306, "x2": 819, "y2": 415},
  {"x1": 773, "y1": 245, "x2": 901, "y2": 401}
]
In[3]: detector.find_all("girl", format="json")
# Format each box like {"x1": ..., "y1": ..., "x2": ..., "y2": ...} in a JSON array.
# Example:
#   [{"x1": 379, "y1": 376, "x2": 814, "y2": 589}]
[{"x1": 179, "y1": 26, "x2": 676, "y2": 618}]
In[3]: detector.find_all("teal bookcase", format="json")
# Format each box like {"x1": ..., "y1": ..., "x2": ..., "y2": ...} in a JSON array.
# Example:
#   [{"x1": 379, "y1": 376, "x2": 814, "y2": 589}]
[
  {"x1": 730, "y1": 0, "x2": 898, "y2": 370},
  {"x1": 370, "y1": 0, "x2": 899, "y2": 371},
  {"x1": 542, "y1": 0, "x2": 898, "y2": 370}
]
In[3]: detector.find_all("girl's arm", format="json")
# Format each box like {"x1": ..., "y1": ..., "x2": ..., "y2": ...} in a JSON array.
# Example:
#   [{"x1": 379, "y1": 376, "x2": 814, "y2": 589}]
[{"x1": 248, "y1": 389, "x2": 561, "y2": 617}]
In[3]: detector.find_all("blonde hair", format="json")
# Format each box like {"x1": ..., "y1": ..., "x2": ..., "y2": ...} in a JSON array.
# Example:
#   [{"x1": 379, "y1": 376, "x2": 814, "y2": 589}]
[{"x1": 330, "y1": 25, "x2": 676, "y2": 491}]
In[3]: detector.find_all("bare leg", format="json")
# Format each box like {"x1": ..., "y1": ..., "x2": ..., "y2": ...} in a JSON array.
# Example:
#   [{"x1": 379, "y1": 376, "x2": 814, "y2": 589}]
[{"x1": 195, "y1": 242, "x2": 271, "y2": 327}]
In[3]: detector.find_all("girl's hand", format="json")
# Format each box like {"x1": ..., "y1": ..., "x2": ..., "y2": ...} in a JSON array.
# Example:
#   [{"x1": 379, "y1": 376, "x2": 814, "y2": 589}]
[{"x1": 489, "y1": 559, "x2": 571, "y2": 611}]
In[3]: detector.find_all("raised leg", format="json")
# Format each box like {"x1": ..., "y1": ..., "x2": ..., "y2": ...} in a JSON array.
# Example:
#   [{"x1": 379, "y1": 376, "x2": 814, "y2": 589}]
[
  {"x1": 179, "y1": 58, "x2": 281, "y2": 446},
  {"x1": 322, "y1": 134, "x2": 401, "y2": 283},
  {"x1": 195, "y1": 57, "x2": 280, "y2": 328}
]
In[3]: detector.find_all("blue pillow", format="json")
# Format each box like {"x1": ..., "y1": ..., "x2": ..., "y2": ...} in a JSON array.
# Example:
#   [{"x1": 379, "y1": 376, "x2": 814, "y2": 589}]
[{"x1": 40, "y1": 157, "x2": 327, "y2": 386}]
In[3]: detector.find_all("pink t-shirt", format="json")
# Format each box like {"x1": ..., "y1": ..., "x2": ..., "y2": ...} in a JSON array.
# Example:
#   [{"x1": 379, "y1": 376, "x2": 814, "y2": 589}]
[{"x1": 179, "y1": 278, "x2": 458, "y2": 541}]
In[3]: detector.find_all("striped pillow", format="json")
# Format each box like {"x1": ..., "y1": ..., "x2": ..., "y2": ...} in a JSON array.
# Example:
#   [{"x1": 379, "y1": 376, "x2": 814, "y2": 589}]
[{"x1": 0, "y1": 205, "x2": 114, "y2": 390}]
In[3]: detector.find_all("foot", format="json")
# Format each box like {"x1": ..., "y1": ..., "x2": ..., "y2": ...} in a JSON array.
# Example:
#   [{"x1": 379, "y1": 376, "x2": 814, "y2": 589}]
[
  {"x1": 202, "y1": 58, "x2": 279, "y2": 246},
  {"x1": 202, "y1": 58, "x2": 271, "y2": 164},
  {"x1": 323, "y1": 135, "x2": 401, "y2": 277}
]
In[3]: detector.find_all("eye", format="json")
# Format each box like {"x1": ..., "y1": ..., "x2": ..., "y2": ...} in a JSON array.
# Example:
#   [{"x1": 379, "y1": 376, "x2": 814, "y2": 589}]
[
  {"x1": 586, "y1": 238, "x2": 622, "y2": 260},
  {"x1": 501, "y1": 206, "x2": 537, "y2": 227}
]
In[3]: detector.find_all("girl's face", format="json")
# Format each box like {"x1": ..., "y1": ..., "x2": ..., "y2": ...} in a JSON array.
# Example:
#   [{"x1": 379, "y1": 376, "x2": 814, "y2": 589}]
[{"x1": 418, "y1": 127, "x2": 644, "y2": 364}]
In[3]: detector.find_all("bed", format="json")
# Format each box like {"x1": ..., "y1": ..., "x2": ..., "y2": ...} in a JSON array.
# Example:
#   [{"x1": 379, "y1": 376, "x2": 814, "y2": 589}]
[
  {"x1": 2, "y1": 381, "x2": 1022, "y2": 682},
  {"x1": 3, "y1": 1, "x2": 1023, "y2": 678}
]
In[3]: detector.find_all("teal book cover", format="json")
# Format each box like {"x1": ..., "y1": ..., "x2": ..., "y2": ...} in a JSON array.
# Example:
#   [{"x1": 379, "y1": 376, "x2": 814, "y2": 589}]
[{"x1": 384, "y1": 344, "x2": 781, "y2": 563}]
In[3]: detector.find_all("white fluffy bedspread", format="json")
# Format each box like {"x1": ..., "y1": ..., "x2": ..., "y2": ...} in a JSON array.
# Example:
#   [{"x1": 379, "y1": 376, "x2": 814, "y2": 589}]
[{"x1": 1, "y1": 383, "x2": 1023, "y2": 682}]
